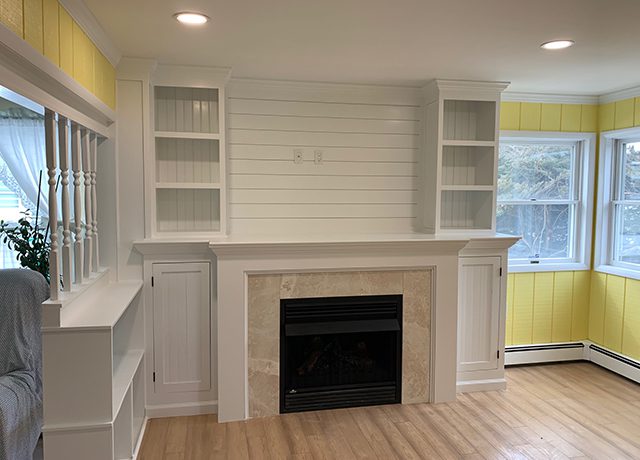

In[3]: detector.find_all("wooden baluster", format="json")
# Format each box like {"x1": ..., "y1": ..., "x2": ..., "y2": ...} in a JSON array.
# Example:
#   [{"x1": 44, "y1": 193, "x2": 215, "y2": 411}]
[
  {"x1": 81, "y1": 128, "x2": 93, "y2": 278},
  {"x1": 58, "y1": 116, "x2": 72, "y2": 291},
  {"x1": 71, "y1": 122, "x2": 83, "y2": 284},
  {"x1": 44, "y1": 110, "x2": 60, "y2": 299},
  {"x1": 90, "y1": 133, "x2": 99, "y2": 271}
]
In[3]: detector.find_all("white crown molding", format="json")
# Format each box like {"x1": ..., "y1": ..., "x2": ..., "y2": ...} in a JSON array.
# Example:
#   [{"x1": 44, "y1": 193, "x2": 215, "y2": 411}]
[
  {"x1": 501, "y1": 91, "x2": 598, "y2": 105},
  {"x1": 154, "y1": 64, "x2": 232, "y2": 88},
  {"x1": 599, "y1": 85, "x2": 640, "y2": 104},
  {"x1": 58, "y1": 0, "x2": 121, "y2": 67}
]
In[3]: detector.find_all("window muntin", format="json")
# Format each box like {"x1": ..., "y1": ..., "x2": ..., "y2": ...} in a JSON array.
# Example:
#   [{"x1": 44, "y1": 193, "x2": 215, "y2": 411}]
[{"x1": 497, "y1": 140, "x2": 583, "y2": 266}]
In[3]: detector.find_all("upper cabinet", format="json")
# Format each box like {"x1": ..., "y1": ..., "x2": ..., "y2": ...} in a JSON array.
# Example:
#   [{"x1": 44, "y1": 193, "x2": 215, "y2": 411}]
[
  {"x1": 419, "y1": 80, "x2": 508, "y2": 234},
  {"x1": 150, "y1": 66, "x2": 230, "y2": 237}
]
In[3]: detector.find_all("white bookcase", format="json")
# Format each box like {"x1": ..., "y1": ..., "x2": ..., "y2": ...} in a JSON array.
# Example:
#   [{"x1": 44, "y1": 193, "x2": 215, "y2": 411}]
[
  {"x1": 420, "y1": 80, "x2": 508, "y2": 234},
  {"x1": 150, "y1": 66, "x2": 229, "y2": 236}
]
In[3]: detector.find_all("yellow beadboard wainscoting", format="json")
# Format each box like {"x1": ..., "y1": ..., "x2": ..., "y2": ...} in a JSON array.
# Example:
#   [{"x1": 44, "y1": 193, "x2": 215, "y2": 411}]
[
  {"x1": 0, "y1": 0, "x2": 115, "y2": 108},
  {"x1": 501, "y1": 98, "x2": 640, "y2": 362}
]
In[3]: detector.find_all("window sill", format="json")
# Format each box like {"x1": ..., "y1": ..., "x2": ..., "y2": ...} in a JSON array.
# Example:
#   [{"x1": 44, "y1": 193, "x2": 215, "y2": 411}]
[
  {"x1": 508, "y1": 262, "x2": 590, "y2": 273},
  {"x1": 594, "y1": 264, "x2": 640, "y2": 281}
]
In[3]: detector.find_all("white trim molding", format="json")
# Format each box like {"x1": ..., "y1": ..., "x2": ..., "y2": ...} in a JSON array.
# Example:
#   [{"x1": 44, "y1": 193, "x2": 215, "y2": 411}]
[
  {"x1": 58, "y1": 0, "x2": 121, "y2": 67},
  {"x1": 502, "y1": 92, "x2": 598, "y2": 105},
  {"x1": 594, "y1": 126, "x2": 640, "y2": 280}
]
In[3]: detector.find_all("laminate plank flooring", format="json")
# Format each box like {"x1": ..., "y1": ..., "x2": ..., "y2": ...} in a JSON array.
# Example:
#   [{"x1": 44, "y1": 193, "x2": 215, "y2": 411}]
[{"x1": 138, "y1": 363, "x2": 640, "y2": 459}]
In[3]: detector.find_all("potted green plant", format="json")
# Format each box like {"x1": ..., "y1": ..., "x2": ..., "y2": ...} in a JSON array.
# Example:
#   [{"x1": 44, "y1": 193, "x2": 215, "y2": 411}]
[{"x1": 0, "y1": 172, "x2": 52, "y2": 282}]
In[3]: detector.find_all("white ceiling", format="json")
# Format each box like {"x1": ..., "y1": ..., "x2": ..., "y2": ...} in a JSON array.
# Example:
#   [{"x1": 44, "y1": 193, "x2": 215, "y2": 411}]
[{"x1": 84, "y1": 0, "x2": 640, "y2": 95}]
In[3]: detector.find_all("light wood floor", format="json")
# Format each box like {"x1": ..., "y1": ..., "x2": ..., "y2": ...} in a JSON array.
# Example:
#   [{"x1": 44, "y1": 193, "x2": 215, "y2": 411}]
[{"x1": 138, "y1": 362, "x2": 640, "y2": 459}]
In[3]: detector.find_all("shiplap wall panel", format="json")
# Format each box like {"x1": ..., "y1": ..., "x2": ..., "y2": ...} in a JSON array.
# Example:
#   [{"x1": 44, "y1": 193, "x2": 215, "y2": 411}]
[{"x1": 227, "y1": 83, "x2": 421, "y2": 234}]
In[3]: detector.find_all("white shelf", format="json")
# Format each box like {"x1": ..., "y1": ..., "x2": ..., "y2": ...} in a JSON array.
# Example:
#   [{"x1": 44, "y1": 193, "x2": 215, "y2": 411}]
[
  {"x1": 112, "y1": 350, "x2": 144, "y2": 416},
  {"x1": 155, "y1": 131, "x2": 220, "y2": 140},
  {"x1": 442, "y1": 140, "x2": 496, "y2": 147},
  {"x1": 156, "y1": 182, "x2": 221, "y2": 190},
  {"x1": 441, "y1": 185, "x2": 494, "y2": 191},
  {"x1": 60, "y1": 281, "x2": 143, "y2": 329}
]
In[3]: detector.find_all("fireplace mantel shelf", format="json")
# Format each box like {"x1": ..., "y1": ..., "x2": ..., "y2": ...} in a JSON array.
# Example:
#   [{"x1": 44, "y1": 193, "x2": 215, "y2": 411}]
[{"x1": 207, "y1": 233, "x2": 519, "y2": 257}]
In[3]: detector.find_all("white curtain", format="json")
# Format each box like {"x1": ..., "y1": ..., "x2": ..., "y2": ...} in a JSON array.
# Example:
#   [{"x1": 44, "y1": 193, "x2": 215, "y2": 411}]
[{"x1": 0, "y1": 110, "x2": 47, "y2": 216}]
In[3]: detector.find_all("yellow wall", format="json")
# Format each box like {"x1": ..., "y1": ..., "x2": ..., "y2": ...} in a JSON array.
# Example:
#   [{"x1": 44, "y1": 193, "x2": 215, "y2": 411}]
[
  {"x1": 501, "y1": 102, "x2": 597, "y2": 346},
  {"x1": 0, "y1": 0, "x2": 115, "y2": 109},
  {"x1": 501, "y1": 98, "x2": 640, "y2": 361}
]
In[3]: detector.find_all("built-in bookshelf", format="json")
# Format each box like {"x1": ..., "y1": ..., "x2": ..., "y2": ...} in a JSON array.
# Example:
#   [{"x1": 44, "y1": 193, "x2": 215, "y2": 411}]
[
  {"x1": 151, "y1": 70, "x2": 227, "y2": 235},
  {"x1": 420, "y1": 80, "x2": 507, "y2": 233}
]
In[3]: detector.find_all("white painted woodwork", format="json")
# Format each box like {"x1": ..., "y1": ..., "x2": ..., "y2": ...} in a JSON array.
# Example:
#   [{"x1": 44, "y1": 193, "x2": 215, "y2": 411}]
[
  {"x1": 420, "y1": 80, "x2": 507, "y2": 234},
  {"x1": 58, "y1": 116, "x2": 72, "y2": 292},
  {"x1": 45, "y1": 109, "x2": 60, "y2": 299},
  {"x1": 90, "y1": 133, "x2": 99, "y2": 272},
  {"x1": 71, "y1": 122, "x2": 84, "y2": 283},
  {"x1": 42, "y1": 274, "x2": 145, "y2": 460},
  {"x1": 457, "y1": 239, "x2": 514, "y2": 393},
  {"x1": 154, "y1": 87, "x2": 219, "y2": 134},
  {"x1": 152, "y1": 262, "x2": 212, "y2": 395},
  {"x1": 457, "y1": 257, "x2": 501, "y2": 373},
  {"x1": 150, "y1": 70, "x2": 227, "y2": 236},
  {"x1": 227, "y1": 80, "x2": 421, "y2": 235},
  {"x1": 82, "y1": 128, "x2": 93, "y2": 277},
  {"x1": 115, "y1": 78, "x2": 147, "y2": 281}
]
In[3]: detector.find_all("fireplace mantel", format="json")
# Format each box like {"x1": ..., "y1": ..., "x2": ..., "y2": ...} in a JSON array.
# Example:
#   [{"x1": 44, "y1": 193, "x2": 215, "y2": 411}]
[{"x1": 210, "y1": 233, "x2": 517, "y2": 422}]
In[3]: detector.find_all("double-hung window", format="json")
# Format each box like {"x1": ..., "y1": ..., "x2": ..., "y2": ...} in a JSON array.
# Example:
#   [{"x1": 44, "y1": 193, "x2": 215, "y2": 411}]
[
  {"x1": 596, "y1": 128, "x2": 640, "y2": 279},
  {"x1": 497, "y1": 132, "x2": 595, "y2": 272}
]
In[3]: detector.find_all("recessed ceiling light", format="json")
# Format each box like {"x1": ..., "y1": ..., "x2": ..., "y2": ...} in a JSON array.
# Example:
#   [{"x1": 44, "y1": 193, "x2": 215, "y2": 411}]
[
  {"x1": 174, "y1": 12, "x2": 209, "y2": 25},
  {"x1": 540, "y1": 40, "x2": 575, "y2": 50}
]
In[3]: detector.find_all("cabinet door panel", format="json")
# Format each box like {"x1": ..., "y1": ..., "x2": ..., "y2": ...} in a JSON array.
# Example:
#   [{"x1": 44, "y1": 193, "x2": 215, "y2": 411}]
[
  {"x1": 458, "y1": 257, "x2": 501, "y2": 372},
  {"x1": 153, "y1": 262, "x2": 211, "y2": 394}
]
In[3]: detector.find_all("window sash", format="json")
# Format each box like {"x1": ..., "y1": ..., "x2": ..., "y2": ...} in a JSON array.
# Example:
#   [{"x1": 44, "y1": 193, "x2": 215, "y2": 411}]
[
  {"x1": 609, "y1": 140, "x2": 640, "y2": 269},
  {"x1": 498, "y1": 140, "x2": 582, "y2": 265}
]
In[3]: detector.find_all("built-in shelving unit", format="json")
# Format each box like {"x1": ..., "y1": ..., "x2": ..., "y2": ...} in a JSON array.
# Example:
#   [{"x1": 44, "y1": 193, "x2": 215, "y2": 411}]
[
  {"x1": 150, "y1": 67, "x2": 229, "y2": 236},
  {"x1": 420, "y1": 80, "x2": 508, "y2": 233},
  {"x1": 42, "y1": 271, "x2": 145, "y2": 460}
]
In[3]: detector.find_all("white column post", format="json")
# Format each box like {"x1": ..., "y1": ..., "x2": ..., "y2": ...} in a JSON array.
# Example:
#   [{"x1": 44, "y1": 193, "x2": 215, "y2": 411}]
[
  {"x1": 90, "y1": 132, "x2": 99, "y2": 271},
  {"x1": 71, "y1": 122, "x2": 83, "y2": 284},
  {"x1": 44, "y1": 109, "x2": 59, "y2": 299},
  {"x1": 58, "y1": 116, "x2": 72, "y2": 291},
  {"x1": 81, "y1": 128, "x2": 93, "y2": 278}
]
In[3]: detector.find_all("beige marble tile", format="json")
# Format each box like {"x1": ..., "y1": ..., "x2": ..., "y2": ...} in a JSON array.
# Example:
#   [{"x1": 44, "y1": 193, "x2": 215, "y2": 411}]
[{"x1": 248, "y1": 269, "x2": 432, "y2": 417}]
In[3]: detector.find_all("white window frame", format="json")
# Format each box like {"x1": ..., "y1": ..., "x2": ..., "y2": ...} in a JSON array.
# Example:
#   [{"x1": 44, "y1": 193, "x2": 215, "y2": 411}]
[
  {"x1": 595, "y1": 126, "x2": 640, "y2": 280},
  {"x1": 499, "y1": 131, "x2": 596, "y2": 273}
]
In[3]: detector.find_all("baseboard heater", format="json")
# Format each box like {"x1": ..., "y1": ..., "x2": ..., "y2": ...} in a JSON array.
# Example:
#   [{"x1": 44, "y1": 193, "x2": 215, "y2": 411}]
[
  {"x1": 505, "y1": 342, "x2": 585, "y2": 353},
  {"x1": 505, "y1": 341, "x2": 640, "y2": 385},
  {"x1": 589, "y1": 344, "x2": 640, "y2": 370}
]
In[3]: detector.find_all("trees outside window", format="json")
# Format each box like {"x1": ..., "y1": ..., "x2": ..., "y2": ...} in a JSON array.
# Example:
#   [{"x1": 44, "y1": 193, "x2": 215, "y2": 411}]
[{"x1": 498, "y1": 132, "x2": 595, "y2": 272}]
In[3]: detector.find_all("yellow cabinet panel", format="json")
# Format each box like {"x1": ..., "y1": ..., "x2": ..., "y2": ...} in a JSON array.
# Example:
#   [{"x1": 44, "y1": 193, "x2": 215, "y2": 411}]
[
  {"x1": 580, "y1": 104, "x2": 598, "y2": 133},
  {"x1": 540, "y1": 104, "x2": 561, "y2": 131},
  {"x1": 72, "y1": 21, "x2": 94, "y2": 92},
  {"x1": 500, "y1": 102, "x2": 520, "y2": 131},
  {"x1": 614, "y1": 98, "x2": 635, "y2": 130},
  {"x1": 58, "y1": 4, "x2": 73, "y2": 75},
  {"x1": 560, "y1": 104, "x2": 581, "y2": 132},
  {"x1": 519, "y1": 103, "x2": 541, "y2": 131},
  {"x1": 599, "y1": 103, "x2": 615, "y2": 132},
  {"x1": 0, "y1": 0, "x2": 23, "y2": 36}
]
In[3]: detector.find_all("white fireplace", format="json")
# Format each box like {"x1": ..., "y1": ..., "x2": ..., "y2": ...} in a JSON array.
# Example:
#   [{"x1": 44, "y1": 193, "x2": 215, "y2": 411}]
[{"x1": 211, "y1": 234, "x2": 474, "y2": 422}]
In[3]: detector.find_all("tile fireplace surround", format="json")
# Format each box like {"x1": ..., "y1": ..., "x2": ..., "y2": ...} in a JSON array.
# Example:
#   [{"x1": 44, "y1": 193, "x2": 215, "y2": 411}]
[
  {"x1": 248, "y1": 270, "x2": 432, "y2": 417},
  {"x1": 209, "y1": 234, "x2": 511, "y2": 423}
]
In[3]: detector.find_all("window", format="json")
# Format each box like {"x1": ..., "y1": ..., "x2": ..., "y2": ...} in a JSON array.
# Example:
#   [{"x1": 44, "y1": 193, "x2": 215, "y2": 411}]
[
  {"x1": 596, "y1": 128, "x2": 640, "y2": 279},
  {"x1": 498, "y1": 132, "x2": 595, "y2": 272}
]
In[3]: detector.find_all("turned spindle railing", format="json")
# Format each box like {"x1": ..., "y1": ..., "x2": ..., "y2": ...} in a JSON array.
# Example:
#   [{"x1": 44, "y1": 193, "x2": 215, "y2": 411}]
[{"x1": 44, "y1": 109, "x2": 101, "y2": 300}]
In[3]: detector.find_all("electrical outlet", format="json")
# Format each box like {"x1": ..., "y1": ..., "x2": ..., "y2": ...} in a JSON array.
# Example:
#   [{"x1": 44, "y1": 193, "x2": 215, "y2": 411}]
[
  {"x1": 314, "y1": 150, "x2": 323, "y2": 164},
  {"x1": 294, "y1": 149, "x2": 303, "y2": 164}
]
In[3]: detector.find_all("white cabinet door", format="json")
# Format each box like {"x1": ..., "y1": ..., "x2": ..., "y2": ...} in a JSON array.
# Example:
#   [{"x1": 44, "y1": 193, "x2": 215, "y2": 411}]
[
  {"x1": 152, "y1": 262, "x2": 211, "y2": 394},
  {"x1": 457, "y1": 257, "x2": 501, "y2": 373}
]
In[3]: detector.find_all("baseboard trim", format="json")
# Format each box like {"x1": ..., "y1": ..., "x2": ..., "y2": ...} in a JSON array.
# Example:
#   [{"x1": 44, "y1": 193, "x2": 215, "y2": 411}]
[
  {"x1": 132, "y1": 417, "x2": 148, "y2": 460},
  {"x1": 505, "y1": 342, "x2": 585, "y2": 365},
  {"x1": 506, "y1": 341, "x2": 640, "y2": 385},
  {"x1": 145, "y1": 401, "x2": 218, "y2": 419},
  {"x1": 457, "y1": 378, "x2": 506, "y2": 393}
]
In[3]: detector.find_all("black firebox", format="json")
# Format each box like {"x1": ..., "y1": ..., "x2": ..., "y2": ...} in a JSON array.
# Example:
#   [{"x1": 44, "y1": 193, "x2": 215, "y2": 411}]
[{"x1": 280, "y1": 294, "x2": 402, "y2": 413}]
